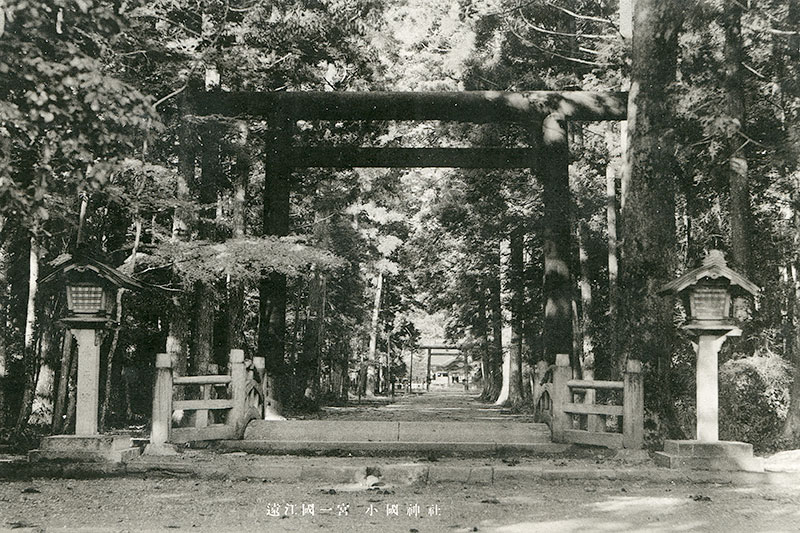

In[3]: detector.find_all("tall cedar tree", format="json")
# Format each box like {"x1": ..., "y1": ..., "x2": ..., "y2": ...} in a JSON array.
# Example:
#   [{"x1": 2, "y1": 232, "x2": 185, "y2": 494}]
[{"x1": 619, "y1": 0, "x2": 684, "y2": 436}]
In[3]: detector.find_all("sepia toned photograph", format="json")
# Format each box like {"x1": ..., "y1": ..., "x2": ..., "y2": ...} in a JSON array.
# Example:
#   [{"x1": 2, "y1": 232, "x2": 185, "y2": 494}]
[{"x1": 1, "y1": 0, "x2": 799, "y2": 531}]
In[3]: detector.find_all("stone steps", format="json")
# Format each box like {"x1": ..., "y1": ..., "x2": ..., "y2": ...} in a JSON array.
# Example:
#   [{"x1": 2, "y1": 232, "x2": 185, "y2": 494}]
[
  {"x1": 654, "y1": 440, "x2": 764, "y2": 472},
  {"x1": 214, "y1": 440, "x2": 568, "y2": 457},
  {"x1": 243, "y1": 420, "x2": 552, "y2": 443},
  {"x1": 654, "y1": 453, "x2": 764, "y2": 472},
  {"x1": 30, "y1": 435, "x2": 143, "y2": 463},
  {"x1": 212, "y1": 420, "x2": 562, "y2": 457}
]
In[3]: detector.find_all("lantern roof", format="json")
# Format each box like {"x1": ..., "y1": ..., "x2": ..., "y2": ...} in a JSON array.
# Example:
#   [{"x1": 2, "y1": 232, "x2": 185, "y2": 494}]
[
  {"x1": 658, "y1": 250, "x2": 759, "y2": 297},
  {"x1": 41, "y1": 249, "x2": 144, "y2": 291}
]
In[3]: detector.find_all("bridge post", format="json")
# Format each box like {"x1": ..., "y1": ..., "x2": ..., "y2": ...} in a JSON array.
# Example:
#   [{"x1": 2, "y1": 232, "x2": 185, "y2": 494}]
[
  {"x1": 623, "y1": 359, "x2": 644, "y2": 449},
  {"x1": 144, "y1": 353, "x2": 178, "y2": 455},
  {"x1": 230, "y1": 349, "x2": 247, "y2": 435},
  {"x1": 552, "y1": 354, "x2": 571, "y2": 443},
  {"x1": 150, "y1": 353, "x2": 173, "y2": 446}
]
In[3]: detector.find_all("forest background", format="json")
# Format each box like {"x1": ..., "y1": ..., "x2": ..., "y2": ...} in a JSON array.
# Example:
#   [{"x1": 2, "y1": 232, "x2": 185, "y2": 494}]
[{"x1": 1, "y1": 0, "x2": 800, "y2": 452}]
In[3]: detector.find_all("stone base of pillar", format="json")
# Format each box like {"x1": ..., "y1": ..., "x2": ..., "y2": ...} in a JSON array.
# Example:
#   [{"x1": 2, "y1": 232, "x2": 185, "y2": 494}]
[
  {"x1": 29, "y1": 435, "x2": 143, "y2": 464},
  {"x1": 143, "y1": 442, "x2": 180, "y2": 456},
  {"x1": 654, "y1": 440, "x2": 763, "y2": 472}
]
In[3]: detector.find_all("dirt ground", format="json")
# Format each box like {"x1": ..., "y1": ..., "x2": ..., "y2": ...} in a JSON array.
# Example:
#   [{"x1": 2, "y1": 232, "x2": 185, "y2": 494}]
[
  {"x1": 4, "y1": 390, "x2": 798, "y2": 532},
  {"x1": 1, "y1": 475, "x2": 799, "y2": 533}
]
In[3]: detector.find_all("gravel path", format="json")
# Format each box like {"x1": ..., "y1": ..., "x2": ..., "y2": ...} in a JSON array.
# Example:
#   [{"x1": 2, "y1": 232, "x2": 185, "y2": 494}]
[
  {"x1": 1, "y1": 475, "x2": 799, "y2": 532},
  {"x1": 301, "y1": 389, "x2": 538, "y2": 423}
]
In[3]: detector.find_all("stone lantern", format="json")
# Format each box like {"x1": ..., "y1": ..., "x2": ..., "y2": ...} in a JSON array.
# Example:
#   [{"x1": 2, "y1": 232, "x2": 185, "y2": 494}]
[
  {"x1": 660, "y1": 249, "x2": 757, "y2": 335},
  {"x1": 62, "y1": 264, "x2": 122, "y2": 327},
  {"x1": 656, "y1": 250, "x2": 762, "y2": 471},
  {"x1": 40, "y1": 250, "x2": 142, "y2": 438}
]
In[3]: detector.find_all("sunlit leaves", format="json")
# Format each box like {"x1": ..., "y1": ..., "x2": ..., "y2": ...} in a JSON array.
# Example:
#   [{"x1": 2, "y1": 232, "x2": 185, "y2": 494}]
[
  {"x1": 143, "y1": 237, "x2": 345, "y2": 287},
  {"x1": 0, "y1": 0, "x2": 159, "y2": 226}
]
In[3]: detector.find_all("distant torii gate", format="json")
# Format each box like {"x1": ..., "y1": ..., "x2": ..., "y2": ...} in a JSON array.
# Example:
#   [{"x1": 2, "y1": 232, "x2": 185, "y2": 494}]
[
  {"x1": 192, "y1": 90, "x2": 627, "y2": 367},
  {"x1": 417, "y1": 344, "x2": 464, "y2": 390}
]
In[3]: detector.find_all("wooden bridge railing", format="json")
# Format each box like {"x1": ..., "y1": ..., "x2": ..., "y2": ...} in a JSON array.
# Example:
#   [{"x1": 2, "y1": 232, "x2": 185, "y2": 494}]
[
  {"x1": 150, "y1": 349, "x2": 261, "y2": 446},
  {"x1": 549, "y1": 354, "x2": 644, "y2": 449}
]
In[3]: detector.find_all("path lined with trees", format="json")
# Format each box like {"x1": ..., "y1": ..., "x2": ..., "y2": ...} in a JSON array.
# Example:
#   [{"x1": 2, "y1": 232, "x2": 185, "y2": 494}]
[{"x1": 1, "y1": 0, "x2": 800, "y2": 455}]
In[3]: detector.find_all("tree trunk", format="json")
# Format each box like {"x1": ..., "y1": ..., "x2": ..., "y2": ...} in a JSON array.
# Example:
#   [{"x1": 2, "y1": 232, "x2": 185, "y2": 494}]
[
  {"x1": 76, "y1": 194, "x2": 88, "y2": 244},
  {"x1": 15, "y1": 234, "x2": 40, "y2": 432},
  {"x1": 496, "y1": 238, "x2": 511, "y2": 405},
  {"x1": 258, "y1": 115, "x2": 291, "y2": 411},
  {"x1": 289, "y1": 288, "x2": 303, "y2": 370},
  {"x1": 52, "y1": 332, "x2": 73, "y2": 433},
  {"x1": 0, "y1": 227, "x2": 8, "y2": 427},
  {"x1": 299, "y1": 267, "x2": 325, "y2": 404},
  {"x1": 523, "y1": 236, "x2": 542, "y2": 366},
  {"x1": 99, "y1": 219, "x2": 141, "y2": 431},
  {"x1": 386, "y1": 332, "x2": 393, "y2": 397},
  {"x1": 167, "y1": 299, "x2": 190, "y2": 377},
  {"x1": 723, "y1": 1, "x2": 751, "y2": 274},
  {"x1": 618, "y1": 0, "x2": 683, "y2": 436},
  {"x1": 329, "y1": 340, "x2": 348, "y2": 403},
  {"x1": 168, "y1": 113, "x2": 195, "y2": 378},
  {"x1": 488, "y1": 262, "x2": 504, "y2": 403},
  {"x1": 476, "y1": 283, "x2": 493, "y2": 400},
  {"x1": 495, "y1": 348, "x2": 511, "y2": 405},
  {"x1": 783, "y1": 181, "x2": 800, "y2": 443},
  {"x1": 298, "y1": 209, "x2": 330, "y2": 404},
  {"x1": 577, "y1": 221, "x2": 594, "y2": 378},
  {"x1": 172, "y1": 117, "x2": 194, "y2": 242},
  {"x1": 227, "y1": 121, "x2": 250, "y2": 355},
  {"x1": 507, "y1": 229, "x2": 525, "y2": 406},
  {"x1": 779, "y1": 3, "x2": 800, "y2": 442},
  {"x1": 191, "y1": 122, "x2": 222, "y2": 376},
  {"x1": 191, "y1": 282, "x2": 215, "y2": 376},
  {"x1": 604, "y1": 126, "x2": 620, "y2": 379},
  {"x1": 99, "y1": 292, "x2": 124, "y2": 428},
  {"x1": 364, "y1": 271, "x2": 383, "y2": 398},
  {"x1": 619, "y1": 0, "x2": 633, "y2": 41},
  {"x1": 29, "y1": 302, "x2": 57, "y2": 426}
]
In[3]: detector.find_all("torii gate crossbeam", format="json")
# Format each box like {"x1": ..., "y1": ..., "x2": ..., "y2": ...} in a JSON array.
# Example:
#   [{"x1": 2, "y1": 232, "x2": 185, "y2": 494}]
[
  {"x1": 193, "y1": 90, "x2": 627, "y2": 123},
  {"x1": 191, "y1": 89, "x2": 627, "y2": 369}
]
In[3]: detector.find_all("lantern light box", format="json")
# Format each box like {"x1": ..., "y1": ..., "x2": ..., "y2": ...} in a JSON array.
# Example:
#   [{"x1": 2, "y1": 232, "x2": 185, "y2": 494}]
[
  {"x1": 658, "y1": 250, "x2": 758, "y2": 330},
  {"x1": 42, "y1": 251, "x2": 143, "y2": 328}
]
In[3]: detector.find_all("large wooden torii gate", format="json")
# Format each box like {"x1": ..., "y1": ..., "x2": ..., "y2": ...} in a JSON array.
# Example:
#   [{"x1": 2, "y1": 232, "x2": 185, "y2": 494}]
[{"x1": 192, "y1": 90, "x2": 627, "y2": 366}]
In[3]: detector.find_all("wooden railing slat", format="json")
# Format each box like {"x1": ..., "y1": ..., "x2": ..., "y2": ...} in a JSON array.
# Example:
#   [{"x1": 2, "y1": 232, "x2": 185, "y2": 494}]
[
  {"x1": 173, "y1": 375, "x2": 232, "y2": 385},
  {"x1": 567, "y1": 379, "x2": 623, "y2": 390},
  {"x1": 195, "y1": 384, "x2": 211, "y2": 428},
  {"x1": 563, "y1": 402, "x2": 623, "y2": 416},
  {"x1": 173, "y1": 399, "x2": 234, "y2": 411}
]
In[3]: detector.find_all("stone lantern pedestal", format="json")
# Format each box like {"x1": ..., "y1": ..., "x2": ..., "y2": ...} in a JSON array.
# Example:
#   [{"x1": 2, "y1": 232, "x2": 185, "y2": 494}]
[
  {"x1": 30, "y1": 327, "x2": 145, "y2": 464},
  {"x1": 654, "y1": 326, "x2": 763, "y2": 472},
  {"x1": 655, "y1": 251, "x2": 762, "y2": 472},
  {"x1": 29, "y1": 252, "x2": 145, "y2": 464},
  {"x1": 655, "y1": 440, "x2": 762, "y2": 471}
]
